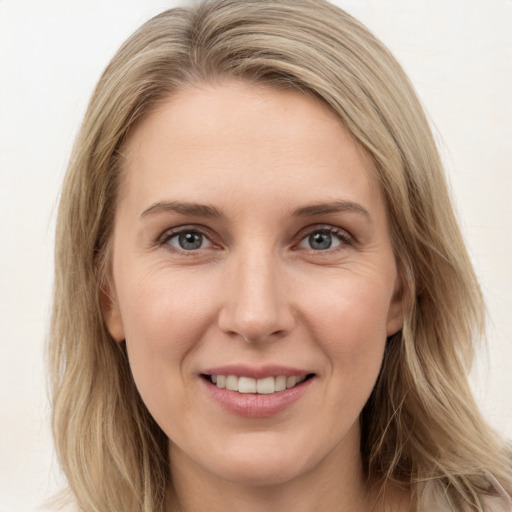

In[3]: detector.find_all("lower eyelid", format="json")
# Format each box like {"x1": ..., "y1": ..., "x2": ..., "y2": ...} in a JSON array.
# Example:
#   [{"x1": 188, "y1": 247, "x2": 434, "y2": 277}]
[
  {"x1": 156, "y1": 226, "x2": 352, "y2": 252},
  {"x1": 298, "y1": 228, "x2": 352, "y2": 248},
  {"x1": 171, "y1": 234, "x2": 211, "y2": 248},
  {"x1": 159, "y1": 228, "x2": 212, "y2": 249}
]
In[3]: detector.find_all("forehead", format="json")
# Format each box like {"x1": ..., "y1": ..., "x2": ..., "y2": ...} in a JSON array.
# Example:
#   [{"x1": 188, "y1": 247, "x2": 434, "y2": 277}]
[{"x1": 117, "y1": 80, "x2": 382, "y2": 216}]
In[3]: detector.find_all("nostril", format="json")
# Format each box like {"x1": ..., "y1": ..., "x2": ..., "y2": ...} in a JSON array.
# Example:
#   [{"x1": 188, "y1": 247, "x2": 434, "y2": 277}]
[{"x1": 217, "y1": 274, "x2": 295, "y2": 343}]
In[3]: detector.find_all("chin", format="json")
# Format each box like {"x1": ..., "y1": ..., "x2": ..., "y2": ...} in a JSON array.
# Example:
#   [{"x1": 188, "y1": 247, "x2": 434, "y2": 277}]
[
  {"x1": 203, "y1": 434, "x2": 318, "y2": 487},
  {"x1": 215, "y1": 458, "x2": 307, "y2": 487}
]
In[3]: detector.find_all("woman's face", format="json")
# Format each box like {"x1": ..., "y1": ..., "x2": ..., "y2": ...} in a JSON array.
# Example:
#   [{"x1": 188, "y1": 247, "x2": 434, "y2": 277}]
[{"x1": 105, "y1": 81, "x2": 403, "y2": 489}]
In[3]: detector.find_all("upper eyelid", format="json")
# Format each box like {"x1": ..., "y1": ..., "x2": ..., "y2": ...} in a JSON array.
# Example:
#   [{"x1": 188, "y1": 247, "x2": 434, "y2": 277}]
[
  {"x1": 155, "y1": 223, "x2": 353, "y2": 249},
  {"x1": 158, "y1": 224, "x2": 215, "y2": 243},
  {"x1": 296, "y1": 224, "x2": 353, "y2": 242},
  {"x1": 156, "y1": 227, "x2": 218, "y2": 255}
]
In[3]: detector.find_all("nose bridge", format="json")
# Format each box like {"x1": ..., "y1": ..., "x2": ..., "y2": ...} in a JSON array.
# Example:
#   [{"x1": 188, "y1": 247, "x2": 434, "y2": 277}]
[{"x1": 219, "y1": 243, "x2": 293, "y2": 342}]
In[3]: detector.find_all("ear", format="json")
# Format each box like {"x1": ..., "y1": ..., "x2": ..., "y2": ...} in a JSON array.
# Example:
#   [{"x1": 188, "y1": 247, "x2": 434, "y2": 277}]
[
  {"x1": 100, "y1": 280, "x2": 125, "y2": 342},
  {"x1": 386, "y1": 275, "x2": 405, "y2": 337}
]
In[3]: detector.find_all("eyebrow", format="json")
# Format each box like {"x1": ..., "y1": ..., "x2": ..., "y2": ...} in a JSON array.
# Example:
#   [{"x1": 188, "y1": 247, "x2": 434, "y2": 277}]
[
  {"x1": 292, "y1": 200, "x2": 371, "y2": 220},
  {"x1": 140, "y1": 199, "x2": 371, "y2": 221},
  {"x1": 141, "y1": 201, "x2": 223, "y2": 219}
]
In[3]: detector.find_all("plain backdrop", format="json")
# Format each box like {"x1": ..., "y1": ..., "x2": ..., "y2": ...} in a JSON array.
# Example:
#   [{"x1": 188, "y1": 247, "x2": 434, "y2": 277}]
[{"x1": 1, "y1": 1, "x2": 511, "y2": 510}]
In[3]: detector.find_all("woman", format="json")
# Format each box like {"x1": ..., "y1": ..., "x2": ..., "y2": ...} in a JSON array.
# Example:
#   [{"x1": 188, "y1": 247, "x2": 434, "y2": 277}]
[{"x1": 49, "y1": 1, "x2": 512, "y2": 510}]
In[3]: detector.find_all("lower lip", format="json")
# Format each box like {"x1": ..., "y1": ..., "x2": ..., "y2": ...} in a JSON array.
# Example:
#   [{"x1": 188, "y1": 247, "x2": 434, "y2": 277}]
[{"x1": 202, "y1": 377, "x2": 314, "y2": 418}]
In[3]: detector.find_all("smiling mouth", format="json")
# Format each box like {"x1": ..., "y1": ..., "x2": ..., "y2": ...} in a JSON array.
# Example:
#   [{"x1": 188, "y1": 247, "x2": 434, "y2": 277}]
[{"x1": 202, "y1": 374, "x2": 315, "y2": 394}]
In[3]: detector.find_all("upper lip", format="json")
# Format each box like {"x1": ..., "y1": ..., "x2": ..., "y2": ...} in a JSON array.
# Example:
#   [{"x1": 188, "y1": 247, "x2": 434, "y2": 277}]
[{"x1": 201, "y1": 364, "x2": 314, "y2": 380}]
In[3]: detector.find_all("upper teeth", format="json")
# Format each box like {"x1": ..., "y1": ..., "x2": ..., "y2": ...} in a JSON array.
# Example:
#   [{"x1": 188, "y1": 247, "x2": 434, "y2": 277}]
[{"x1": 211, "y1": 375, "x2": 306, "y2": 394}]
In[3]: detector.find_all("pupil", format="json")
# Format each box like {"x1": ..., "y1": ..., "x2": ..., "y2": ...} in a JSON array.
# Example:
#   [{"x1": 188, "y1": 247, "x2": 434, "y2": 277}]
[
  {"x1": 310, "y1": 232, "x2": 332, "y2": 250},
  {"x1": 179, "y1": 232, "x2": 202, "y2": 250}
]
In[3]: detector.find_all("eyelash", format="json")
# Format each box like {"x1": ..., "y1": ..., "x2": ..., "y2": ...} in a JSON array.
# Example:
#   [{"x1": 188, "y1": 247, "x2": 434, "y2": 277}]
[
  {"x1": 158, "y1": 226, "x2": 216, "y2": 253},
  {"x1": 297, "y1": 225, "x2": 353, "y2": 252},
  {"x1": 157, "y1": 224, "x2": 353, "y2": 253}
]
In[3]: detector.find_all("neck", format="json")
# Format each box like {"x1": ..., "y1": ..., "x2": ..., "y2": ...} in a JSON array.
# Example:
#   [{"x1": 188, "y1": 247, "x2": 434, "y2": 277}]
[{"x1": 166, "y1": 425, "x2": 374, "y2": 512}]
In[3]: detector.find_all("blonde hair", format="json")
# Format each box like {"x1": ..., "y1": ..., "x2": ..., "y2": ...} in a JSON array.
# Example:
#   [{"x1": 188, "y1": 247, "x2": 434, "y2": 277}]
[{"x1": 49, "y1": 1, "x2": 512, "y2": 510}]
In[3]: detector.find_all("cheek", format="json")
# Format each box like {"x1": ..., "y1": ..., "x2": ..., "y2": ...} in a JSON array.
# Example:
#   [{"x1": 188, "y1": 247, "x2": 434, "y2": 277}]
[
  {"x1": 119, "y1": 266, "x2": 217, "y2": 344},
  {"x1": 298, "y1": 272, "x2": 391, "y2": 377},
  {"x1": 115, "y1": 269, "x2": 217, "y2": 417}
]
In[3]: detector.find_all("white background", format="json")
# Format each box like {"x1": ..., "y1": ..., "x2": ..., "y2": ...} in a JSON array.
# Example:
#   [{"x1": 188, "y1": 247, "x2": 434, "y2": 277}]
[{"x1": 1, "y1": 1, "x2": 511, "y2": 510}]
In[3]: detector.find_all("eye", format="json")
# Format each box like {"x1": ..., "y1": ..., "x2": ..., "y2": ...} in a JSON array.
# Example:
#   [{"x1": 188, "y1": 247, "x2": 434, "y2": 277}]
[
  {"x1": 164, "y1": 229, "x2": 212, "y2": 251},
  {"x1": 297, "y1": 228, "x2": 350, "y2": 251}
]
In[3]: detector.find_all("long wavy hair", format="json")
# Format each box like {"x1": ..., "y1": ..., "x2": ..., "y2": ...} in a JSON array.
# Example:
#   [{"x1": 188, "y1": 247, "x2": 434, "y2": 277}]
[{"x1": 49, "y1": 1, "x2": 512, "y2": 510}]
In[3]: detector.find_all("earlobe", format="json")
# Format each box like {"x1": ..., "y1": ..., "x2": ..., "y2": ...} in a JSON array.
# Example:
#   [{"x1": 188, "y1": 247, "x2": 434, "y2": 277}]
[
  {"x1": 100, "y1": 282, "x2": 125, "y2": 342},
  {"x1": 386, "y1": 277, "x2": 405, "y2": 337},
  {"x1": 386, "y1": 303, "x2": 403, "y2": 337}
]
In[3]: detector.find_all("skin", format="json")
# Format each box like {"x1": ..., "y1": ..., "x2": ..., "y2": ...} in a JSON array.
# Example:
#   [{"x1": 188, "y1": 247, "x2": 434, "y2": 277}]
[{"x1": 104, "y1": 80, "x2": 405, "y2": 512}]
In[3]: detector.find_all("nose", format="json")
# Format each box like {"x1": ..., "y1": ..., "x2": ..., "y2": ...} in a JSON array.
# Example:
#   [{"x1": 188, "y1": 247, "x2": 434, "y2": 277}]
[{"x1": 217, "y1": 248, "x2": 295, "y2": 344}]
